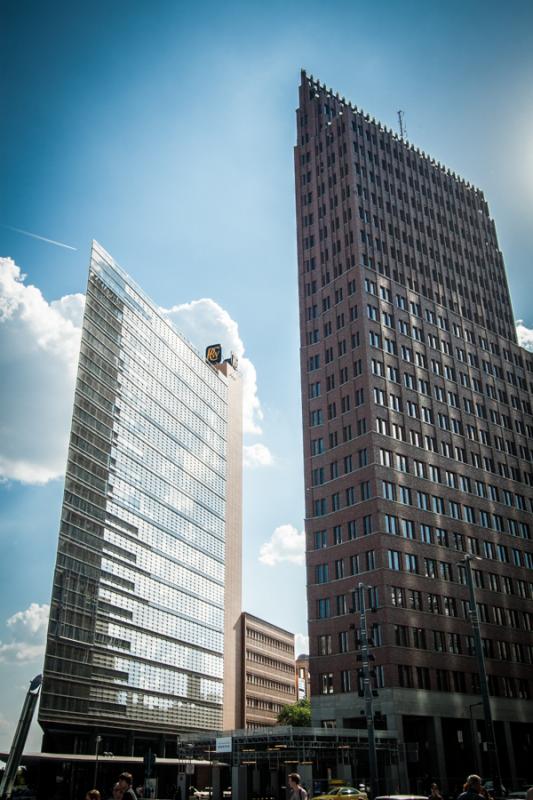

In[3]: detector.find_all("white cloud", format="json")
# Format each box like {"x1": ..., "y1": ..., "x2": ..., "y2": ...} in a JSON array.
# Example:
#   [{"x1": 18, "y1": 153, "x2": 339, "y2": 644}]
[
  {"x1": 0, "y1": 603, "x2": 49, "y2": 664},
  {"x1": 259, "y1": 523, "x2": 305, "y2": 566},
  {"x1": 243, "y1": 443, "x2": 274, "y2": 468},
  {"x1": 0, "y1": 641, "x2": 47, "y2": 663},
  {"x1": 0, "y1": 258, "x2": 84, "y2": 484},
  {"x1": 0, "y1": 261, "x2": 272, "y2": 484},
  {"x1": 7, "y1": 603, "x2": 50, "y2": 636},
  {"x1": 162, "y1": 298, "x2": 264, "y2": 435},
  {"x1": 516, "y1": 320, "x2": 533, "y2": 352},
  {"x1": 295, "y1": 632, "x2": 309, "y2": 657}
]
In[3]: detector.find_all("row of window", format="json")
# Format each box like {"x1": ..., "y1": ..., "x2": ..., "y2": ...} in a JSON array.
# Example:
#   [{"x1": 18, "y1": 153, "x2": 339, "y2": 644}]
[
  {"x1": 316, "y1": 624, "x2": 533, "y2": 665},
  {"x1": 381, "y1": 480, "x2": 531, "y2": 538},
  {"x1": 313, "y1": 538, "x2": 533, "y2": 598},
  {"x1": 245, "y1": 627, "x2": 293, "y2": 654},
  {"x1": 317, "y1": 664, "x2": 530, "y2": 699},
  {"x1": 375, "y1": 414, "x2": 532, "y2": 486},
  {"x1": 364, "y1": 278, "x2": 530, "y2": 380},
  {"x1": 315, "y1": 584, "x2": 533, "y2": 632},
  {"x1": 386, "y1": 549, "x2": 533, "y2": 599}
]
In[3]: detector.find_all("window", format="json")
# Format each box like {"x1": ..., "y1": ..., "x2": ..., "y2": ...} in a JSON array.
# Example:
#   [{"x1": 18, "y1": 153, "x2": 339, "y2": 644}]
[
  {"x1": 417, "y1": 491, "x2": 429, "y2": 510},
  {"x1": 434, "y1": 630, "x2": 446, "y2": 652},
  {"x1": 385, "y1": 514, "x2": 399, "y2": 535},
  {"x1": 313, "y1": 529, "x2": 328, "y2": 550},
  {"x1": 405, "y1": 553, "x2": 418, "y2": 573},
  {"x1": 388, "y1": 550, "x2": 402, "y2": 571},
  {"x1": 398, "y1": 664, "x2": 414, "y2": 688},
  {"x1": 417, "y1": 666, "x2": 431, "y2": 689},
  {"x1": 396, "y1": 454, "x2": 408, "y2": 472},
  {"x1": 380, "y1": 448, "x2": 392, "y2": 467},
  {"x1": 339, "y1": 631, "x2": 349, "y2": 653},
  {"x1": 391, "y1": 586, "x2": 406, "y2": 607},
  {"x1": 399, "y1": 486, "x2": 412, "y2": 505},
  {"x1": 336, "y1": 594, "x2": 347, "y2": 615},
  {"x1": 317, "y1": 598, "x2": 330, "y2": 618},
  {"x1": 340, "y1": 670, "x2": 352, "y2": 693},
  {"x1": 361, "y1": 481, "x2": 371, "y2": 500},
  {"x1": 382, "y1": 480, "x2": 396, "y2": 500},
  {"x1": 395, "y1": 625, "x2": 409, "y2": 646},
  {"x1": 400, "y1": 518, "x2": 415, "y2": 539},
  {"x1": 420, "y1": 524, "x2": 432, "y2": 544},
  {"x1": 314, "y1": 498, "x2": 327, "y2": 516},
  {"x1": 320, "y1": 672, "x2": 334, "y2": 694},
  {"x1": 318, "y1": 634, "x2": 332, "y2": 655},
  {"x1": 427, "y1": 593, "x2": 440, "y2": 614},
  {"x1": 425, "y1": 558, "x2": 437, "y2": 578}
]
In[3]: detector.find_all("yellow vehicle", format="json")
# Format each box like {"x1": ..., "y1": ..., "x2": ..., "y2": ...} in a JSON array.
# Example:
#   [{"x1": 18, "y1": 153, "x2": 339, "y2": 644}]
[{"x1": 313, "y1": 787, "x2": 369, "y2": 800}]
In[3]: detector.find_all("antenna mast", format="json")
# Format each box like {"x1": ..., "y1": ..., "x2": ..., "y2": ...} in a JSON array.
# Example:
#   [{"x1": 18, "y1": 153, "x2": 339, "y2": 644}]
[{"x1": 397, "y1": 109, "x2": 407, "y2": 139}]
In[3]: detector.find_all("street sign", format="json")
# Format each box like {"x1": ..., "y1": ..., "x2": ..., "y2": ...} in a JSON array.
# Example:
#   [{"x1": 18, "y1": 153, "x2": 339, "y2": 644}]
[{"x1": 215, "y1": 736, "x2": 232, "y2": 753}]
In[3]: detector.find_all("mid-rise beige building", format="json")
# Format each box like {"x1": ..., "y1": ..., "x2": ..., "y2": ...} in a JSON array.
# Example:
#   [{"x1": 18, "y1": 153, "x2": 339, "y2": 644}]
[{"x1": 240, "y1": 612, "x2": 296, "y2": 729}]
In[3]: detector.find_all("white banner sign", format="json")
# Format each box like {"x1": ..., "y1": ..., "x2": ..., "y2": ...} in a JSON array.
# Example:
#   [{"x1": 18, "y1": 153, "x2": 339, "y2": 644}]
[{"x1": 215, "y1": 736, "x2": 232, "y2": 753}]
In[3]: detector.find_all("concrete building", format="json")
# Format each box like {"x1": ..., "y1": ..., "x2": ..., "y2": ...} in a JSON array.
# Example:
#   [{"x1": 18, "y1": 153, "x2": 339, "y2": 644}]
[
  {"x1": 295, "y1": 71, "x2": 533, "y2": 790},
  {"x1": 240, "y1": 612, "x2": 296, "y2": 729},
  {"x1": 39, "y1": 241, "x2": 242, "y2": 758}
]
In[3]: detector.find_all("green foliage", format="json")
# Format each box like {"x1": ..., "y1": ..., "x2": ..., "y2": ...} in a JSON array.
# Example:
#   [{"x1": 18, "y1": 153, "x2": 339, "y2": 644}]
[{"x1": 276, "y1": 698, "x2": 312, "y2": 727}]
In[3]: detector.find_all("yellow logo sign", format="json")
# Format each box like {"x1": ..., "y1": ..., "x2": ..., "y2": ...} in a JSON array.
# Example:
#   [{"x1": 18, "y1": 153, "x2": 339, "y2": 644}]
[{"x1": 205, "y1": 344, "x2": 222, "y2": 364}]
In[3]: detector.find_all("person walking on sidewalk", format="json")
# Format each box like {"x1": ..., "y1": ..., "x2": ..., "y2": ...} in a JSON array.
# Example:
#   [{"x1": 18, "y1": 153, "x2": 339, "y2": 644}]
[
  {"x1": 457, "y1": 775, "x2": 483, "y2": 800},
  {"x1": 288, "y1": 773, "x2": 308, "y2": 800}
]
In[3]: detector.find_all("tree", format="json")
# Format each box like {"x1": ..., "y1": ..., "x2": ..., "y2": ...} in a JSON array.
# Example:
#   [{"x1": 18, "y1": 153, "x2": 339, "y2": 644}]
[{"x1": 276, "y1": 698, "x2": 311, "y2": 727}]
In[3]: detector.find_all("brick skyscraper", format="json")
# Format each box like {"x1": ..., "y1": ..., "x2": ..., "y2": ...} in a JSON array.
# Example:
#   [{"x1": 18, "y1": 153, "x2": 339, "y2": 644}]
[{"x1": 295, "y1": 71, "x2": 533, "y2": 789}]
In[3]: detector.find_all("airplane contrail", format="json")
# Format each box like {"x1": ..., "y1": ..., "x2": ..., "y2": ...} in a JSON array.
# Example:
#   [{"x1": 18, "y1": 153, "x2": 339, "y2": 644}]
[{"x1": 1, "y1": 224, "x2": 78, "y2": 251}]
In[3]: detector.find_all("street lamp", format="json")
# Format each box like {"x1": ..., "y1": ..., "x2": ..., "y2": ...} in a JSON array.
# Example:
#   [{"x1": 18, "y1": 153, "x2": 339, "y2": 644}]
[
  {"x1": 356, "y1": 582, "x2": 378, "y2": 800},
  {"x1": 94, "y1": 735, "x2": 102, "y2": 788},
  {"x1": 460, "y1": 554, "x2": 503, "y2": 794}
]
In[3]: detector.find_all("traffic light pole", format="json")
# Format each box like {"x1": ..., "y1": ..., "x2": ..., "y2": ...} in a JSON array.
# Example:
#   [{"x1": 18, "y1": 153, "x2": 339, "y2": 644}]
[
  {"x1": 462, "y1": 556, "x2": 503, "y2": 795},
  {"x1": 358, "y1": 583, "x2": 378, "y2": 799}
]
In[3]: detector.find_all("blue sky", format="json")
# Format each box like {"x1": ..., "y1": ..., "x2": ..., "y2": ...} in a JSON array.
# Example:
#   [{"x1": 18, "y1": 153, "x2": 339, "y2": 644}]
[{"x1": 1, "y1": 0, "x2": 533, "y2": 749}]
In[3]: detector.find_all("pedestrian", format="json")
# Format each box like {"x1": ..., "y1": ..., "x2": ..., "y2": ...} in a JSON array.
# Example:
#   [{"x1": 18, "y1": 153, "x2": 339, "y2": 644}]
[
  {"x1": 480, "y1": 787, "x2": 493, "y2": 800},
  {"x1": 86, "y1": 792, "x2": 101, "y2": 800},
  {"x1": 429, "y1": 784, "x2": 443, "y2": 800},
  {"x1": 288, "y1": 773, "x2": 308, "y2": 800},
  {"x1": 117, "y1": 772, "x2": 138, "y2": 800},
  {"x1": 457, "y1": 776, "x2": 483, "y2": 800},
  {"x1": 109, "y1": 783, "x2": 124, "y2": 800}
]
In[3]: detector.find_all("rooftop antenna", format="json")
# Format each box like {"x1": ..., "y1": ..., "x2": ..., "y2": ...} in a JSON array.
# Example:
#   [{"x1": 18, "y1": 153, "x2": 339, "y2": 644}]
[{"x1": 397, "y1": 109, "x2": 407, "y2": 139}]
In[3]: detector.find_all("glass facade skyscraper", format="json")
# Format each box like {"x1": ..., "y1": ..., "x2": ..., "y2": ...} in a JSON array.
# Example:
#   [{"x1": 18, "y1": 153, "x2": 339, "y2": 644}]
[{"x1": 39, "y1": 241, "x2": 242, "y2": 755}]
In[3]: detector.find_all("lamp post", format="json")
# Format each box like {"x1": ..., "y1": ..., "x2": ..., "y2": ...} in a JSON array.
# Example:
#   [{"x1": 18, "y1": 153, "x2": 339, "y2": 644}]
[
  {"x1": 0, "y1": 675, "x2": 42, "y2": 800},
  {"x1": 460, "y1": 555, "x2": 502, "y2": 794},
  {"x1": 468, "y1": 702, "x2": 483, "y2": 774},
  {"x1": 357, "y1": 582, "x2": 378, "y2": 799},
  {"x1": 93, "y1": 735, "x2": 102, "y2": 789}
]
